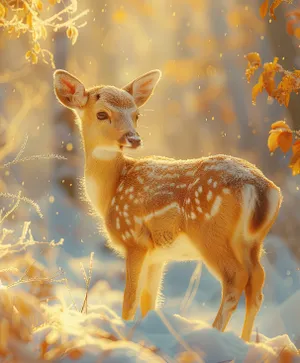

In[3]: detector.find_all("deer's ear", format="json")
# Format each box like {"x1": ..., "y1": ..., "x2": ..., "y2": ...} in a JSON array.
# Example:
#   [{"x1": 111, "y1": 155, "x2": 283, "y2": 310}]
[
  {"x1": 53, "y1": 70, "x2": 88, "y2": 109},
  {"x1": 123, "y1": 69, "x2": 161, "y2": 107}
]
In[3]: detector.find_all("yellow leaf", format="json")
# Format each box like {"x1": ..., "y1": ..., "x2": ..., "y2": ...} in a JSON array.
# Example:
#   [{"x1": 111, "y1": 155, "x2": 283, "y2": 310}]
[
  {"x1": 68, "y1": 348, "x2": 83, "y2": 360},
  {"x1": 36, "y1": 0, "x2": 43, "y2": 11},
  {"x1": 278, "y1": 130, "x2": 293, "y2": 153},
  {"x1": 34, "y1": 42, "x2": 41, "y2": 53},
  {"x1": 292, "y1": 140, "x2": 300, "y2": 155},
  {"x1": 246, "y1": 52, "x2": 261, "y2": 65},
  {"x1": 31, "y1": 52, "x2": 38, "y2": 64},
  {"x1": 271, "y1": 120, "x2": 291, "y2": 130},
  {"x1": 268, "y1": 126, "x2": 293, "y2": 153},
  {"x1": 25, "y1": 50, "x2": 32, "y2": 60},
  {"x1": 0, "y1": 3, "x2": 6, "y2": 18},
  {"x1": 289, "y1": 152, "x2": 300, "y2": 175},
  {"x1": 27, "y1": 13, "x2": 33, "y2": 29},
  {"x1": 41, "y1": 25, "x2": 47, "y2": 40},
  {"x1": 66, "y1": 26, "x2": 78, "y2": 45},
  {"x1": 252, "y1": 74, "x2": 264, "y2": 105},
  {"x1": 260, "y1": 0, "x2": 269, "y2": 18},
  {"x1": 294, "y1": 28, "x2": 300, "y2": 39},
  {"x1": 270, "y1": 0, "x2": 284, "y2": 20},
  {"x1": 268, "y1": 130, "x2": 280, "y2": 152}
]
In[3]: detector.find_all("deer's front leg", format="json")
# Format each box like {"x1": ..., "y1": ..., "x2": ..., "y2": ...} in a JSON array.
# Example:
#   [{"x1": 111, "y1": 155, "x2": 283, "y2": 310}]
[{"x1": 122, "y1": 247, "x2": 148, "y2": 320}]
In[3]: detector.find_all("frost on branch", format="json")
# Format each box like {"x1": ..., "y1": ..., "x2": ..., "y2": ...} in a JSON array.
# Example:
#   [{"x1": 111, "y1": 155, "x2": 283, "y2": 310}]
[
  {"x1": 0, "y1": 0, "x2": 89, "y2": 68},
  {"x1": 245, "y1": 53, "x2": 300, "y2": 107}
]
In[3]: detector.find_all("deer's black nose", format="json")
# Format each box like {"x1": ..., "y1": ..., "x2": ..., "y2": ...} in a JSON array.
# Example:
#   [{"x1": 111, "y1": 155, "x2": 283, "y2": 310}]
[{"x1": 126, "y1": 132, "x2": 141, "y2": 148}]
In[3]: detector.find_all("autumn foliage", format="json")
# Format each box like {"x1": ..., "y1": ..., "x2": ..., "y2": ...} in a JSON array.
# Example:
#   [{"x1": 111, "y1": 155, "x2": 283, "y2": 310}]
[
  {"x1": 259, "y1": 0, "x2": 294, "y2": 20},
  {"x1": 268, "y1": 121, "x2": 300, "y2": 175},
  {"x1": 245, "y1": 53, "x2": 300, "y2": 107}
]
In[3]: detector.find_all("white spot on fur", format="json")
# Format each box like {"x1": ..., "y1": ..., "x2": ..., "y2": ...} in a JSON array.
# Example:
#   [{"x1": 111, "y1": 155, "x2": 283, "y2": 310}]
[
  {"x1": 134, "y1": 216, "x2": 142, "y2": 225},
  {"x1": 190, "y1": 212, "x2": 196, "y2": 220},
  {"x1": 111, "y1": 197, "x2": 116, "y2": 206},
  {"x1": 208, "y1": 178, "x2": 213, "y2": 185},
  {"x1": 205, "y1": 213, "x2": 211, "y2": 220},
  {"x1": 207, "y1": 190, "x2": 213, "y2": 201},
  {"x1": 116, "y1": 217, "x2": 120, "y2": 230},
  {"x1": 195, "y1": 191, "x2": 199, "y2": 197},
  {"x1": 223, "y1": 188, "x2": 230, "y2": 194},
  {"x1": 129, "y1": 194, "x2": 134, "y2": 200},
  {"x1": 186, "y1": 198, "x2": 190, "y2": 204},
  {"x1": 144, "y1": 202, "x2": 180, "y2": 222},
  {"x1": 213, "y1": 181, "x2": 218, "y2": 188},
  {"x1": 118, "y1": 184, "x2": 124, "y2": 192},
  {"x1": 211, "y1": 196, "x2": 222, "y2": 217},
  {"x1": 195, "y1": 198, "x2": 200, "y2": 205},
  {"x1": 125, "y1": 218, "x2": 131, "y2": 226},
  {"x1": 125, "y1": 187, "x2": 134, "y2": 195},
  {"x1": 125, "y1": 231, "x2": 131, "y2": 239},
  {"x1": 123, "y1": 211, "x2": 129, "y2": 217},
  {"x1": 124, "y1": 204, "x2": 129, "y2": 210},
  {"x1": 198, "y1": 186, "x2": 203, "y2": 193},
  {"x1": 197, "y1": 206, "x2": 203, "y2": 213},
  {"x1": 186, "y1": 170, "x2": 195, "y2": 176},
  {"x1": 137, "y1": 176, "x2": 144, "y2": 184}
]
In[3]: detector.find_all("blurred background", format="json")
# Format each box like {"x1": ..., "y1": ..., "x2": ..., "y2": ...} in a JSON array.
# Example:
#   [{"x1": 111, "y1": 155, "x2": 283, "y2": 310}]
[{"x1": 1, "y1": 0, "x2": 300, "y2": 346}]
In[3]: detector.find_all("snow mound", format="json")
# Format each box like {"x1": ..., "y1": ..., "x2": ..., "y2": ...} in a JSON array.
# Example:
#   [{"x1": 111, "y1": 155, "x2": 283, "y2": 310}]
[{"x1": 30, "y1": 303, "x2": 299, "y2": 363}]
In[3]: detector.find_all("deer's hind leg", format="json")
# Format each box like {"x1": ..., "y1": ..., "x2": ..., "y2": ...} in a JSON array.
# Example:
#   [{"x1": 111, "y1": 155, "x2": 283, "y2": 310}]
[
  {"x1": 194, "y1": 236, "x2": 249, "y2": 333},
  {"x1": 241, "y1": 243, "x2": 265, "y2": 341},
  {"x1": 212, "y1": 256, "x2": 249, "y2": 332}
]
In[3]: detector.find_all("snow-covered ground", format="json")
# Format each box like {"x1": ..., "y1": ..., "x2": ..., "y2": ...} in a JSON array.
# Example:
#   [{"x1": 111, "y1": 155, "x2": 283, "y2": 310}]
[{"x1": 43, "y1": 225, "x2": 299, "y2": 362}]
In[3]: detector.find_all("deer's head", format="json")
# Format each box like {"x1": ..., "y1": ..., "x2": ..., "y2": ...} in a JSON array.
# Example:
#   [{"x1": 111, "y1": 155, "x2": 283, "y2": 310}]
[{"x1": 53, "y1": 69, "x2": 161, "y2": 158}]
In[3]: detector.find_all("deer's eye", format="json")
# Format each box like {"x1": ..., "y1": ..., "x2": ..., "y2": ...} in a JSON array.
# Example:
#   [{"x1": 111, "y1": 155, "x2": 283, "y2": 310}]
[{"x1": 97, "y1": 111, "x2": 109, "y2": 121}]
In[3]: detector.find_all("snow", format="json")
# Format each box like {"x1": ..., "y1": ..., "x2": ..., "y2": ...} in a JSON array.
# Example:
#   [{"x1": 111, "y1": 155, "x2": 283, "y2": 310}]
[{"x1": 37, "y1": 230, "x2": 299, "y2": 363}]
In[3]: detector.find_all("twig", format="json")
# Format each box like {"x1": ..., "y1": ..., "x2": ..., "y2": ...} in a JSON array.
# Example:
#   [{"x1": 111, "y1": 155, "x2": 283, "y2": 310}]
[
  {"x1": 180, "y1": 262, "x2": 202, "y2": 314},
  {"x1": 2, "y1": 154, "x2": 67, "y2": 168},
  {"x1": 0, "y1": 192, "x2": 43, "y2": 219}
]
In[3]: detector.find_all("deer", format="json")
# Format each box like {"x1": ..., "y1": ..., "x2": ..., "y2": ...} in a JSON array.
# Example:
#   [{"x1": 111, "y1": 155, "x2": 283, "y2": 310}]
[{"x1": 53, "y1": 69, "x2": 282, "y2": 342}]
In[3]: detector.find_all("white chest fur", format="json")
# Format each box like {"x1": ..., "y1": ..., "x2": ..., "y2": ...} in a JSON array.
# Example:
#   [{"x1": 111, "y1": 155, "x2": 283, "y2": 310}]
[{"x1": 148, "y1": 233, "x2": 200, "y2": 264}]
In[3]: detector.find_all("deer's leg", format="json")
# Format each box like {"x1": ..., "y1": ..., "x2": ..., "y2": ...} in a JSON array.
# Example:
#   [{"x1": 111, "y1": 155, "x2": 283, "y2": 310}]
[
  {"x1": 122, "y1": 248, "x2": 148, "y2": 320},
  {"x1": 140, "y1": 262, "x2": 165, "y2": 317},
  {"x1": 212, "y1": 263, "x2": 248, "y2": 332},
  {"x1": 241, "y1": 247, "x2": 265, "y2": 341}
]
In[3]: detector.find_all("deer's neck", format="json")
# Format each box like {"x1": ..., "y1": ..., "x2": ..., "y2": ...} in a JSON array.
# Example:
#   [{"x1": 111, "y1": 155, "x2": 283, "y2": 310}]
[{"x1": 83, "y1": 144, "x2": 127, "y2": 217}]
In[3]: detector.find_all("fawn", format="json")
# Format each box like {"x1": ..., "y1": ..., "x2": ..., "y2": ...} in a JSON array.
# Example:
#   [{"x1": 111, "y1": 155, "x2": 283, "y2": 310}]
[{"x1": 53, "y1": 69, "x2": 282, "y2": 341}]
